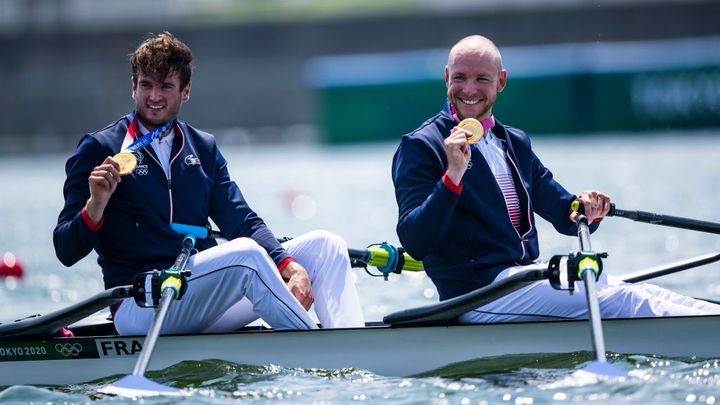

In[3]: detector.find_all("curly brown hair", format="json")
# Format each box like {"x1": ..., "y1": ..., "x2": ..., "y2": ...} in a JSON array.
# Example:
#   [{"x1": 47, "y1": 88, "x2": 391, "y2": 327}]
[{"x1": 130, "y1": 32, "x2": 193, "y2": 90}]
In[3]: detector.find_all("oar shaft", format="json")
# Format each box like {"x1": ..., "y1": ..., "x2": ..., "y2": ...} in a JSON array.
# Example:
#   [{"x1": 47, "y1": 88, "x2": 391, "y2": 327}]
[
  {"x1": 577, "y1": 220, "x2": 593, "y2": 252},
  {"x1": 132, "y1": 288, "x2": 175, "y2": 376},
  {"x1": 582, "y1": 270, "x2": 607, "y2": 361},
  {"x1": 576, "y1": 215, "x2": 607, "y2": 362},
  {"x1": 623, "y1": 251, "x2": 720, "y2": 283},
  {"x1": 347, "y1": 247, "x2": 369, "y2": 263},
  {"x1": 131, "y1": 234, "x2": 195, "y2": 377},
  {"x1": 171, "y1": 237, "x2": 195, "y2": 272},
  {"x1": 609, "y1": 204, "x2": 720, "y2": 234}
]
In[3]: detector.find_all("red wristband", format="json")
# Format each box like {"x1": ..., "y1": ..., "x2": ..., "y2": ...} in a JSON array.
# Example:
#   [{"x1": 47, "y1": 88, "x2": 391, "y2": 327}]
[
  {"x1": 278, "y1": 257, "x2": 296, "y2": 272},
  {"x1": 81, "y1": 207, "x2": 104, "y2": 232},
  {"x1": 442, "y1": 172, "x2": 463, "y2": 195}
]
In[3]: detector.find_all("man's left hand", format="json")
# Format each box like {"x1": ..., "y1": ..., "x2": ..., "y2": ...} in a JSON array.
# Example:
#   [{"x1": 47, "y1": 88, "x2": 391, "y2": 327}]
[
  {"x1": 279, "y1": 261, "x2": 314, "y2": 310},
  {"x1": 571, "y1": 190, "x2": 611, "y2": 223}
]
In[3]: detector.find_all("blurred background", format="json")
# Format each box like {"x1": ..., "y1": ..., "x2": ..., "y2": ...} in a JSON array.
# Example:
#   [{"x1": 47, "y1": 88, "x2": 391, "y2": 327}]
[
  {"x1": 1, "y1": 0, "x2": 719, "y2": 153},
  {"x1": 1, "y1": 0, "x2": 720, "y2": 322}
]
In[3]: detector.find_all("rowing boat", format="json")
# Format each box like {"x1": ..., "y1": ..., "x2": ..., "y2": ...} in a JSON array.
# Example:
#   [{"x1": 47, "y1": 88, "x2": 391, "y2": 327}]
[
  {"x1": 2, "y1": 252, "x2": 720, "y2": 388},
  {"x1": 1, "y1": 205, "x2": 719, "y2": 389},
  {"x1": 1, "y1": 312, "x2": 719, "y2": 386}
]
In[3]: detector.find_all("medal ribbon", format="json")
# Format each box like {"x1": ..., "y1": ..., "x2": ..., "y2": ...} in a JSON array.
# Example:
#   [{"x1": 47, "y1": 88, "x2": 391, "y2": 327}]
[
  {"x1": 445, "y1": 101, "x2": 495, "y2": 149},
  {"x1": 122, "y1": 111, "x2": 176, "y2": 153},
  {"x1": 448, "y1": 102, "x2": 495, "y2": 132}
]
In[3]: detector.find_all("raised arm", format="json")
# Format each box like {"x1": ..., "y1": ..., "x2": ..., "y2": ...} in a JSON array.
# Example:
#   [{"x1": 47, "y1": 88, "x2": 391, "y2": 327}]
[
  {"x1": 54, "y1": 136, "x2": 119, "y2": 266},
  {"x1": 392, "y1": 135, "x2": 465, "y2": 260}
]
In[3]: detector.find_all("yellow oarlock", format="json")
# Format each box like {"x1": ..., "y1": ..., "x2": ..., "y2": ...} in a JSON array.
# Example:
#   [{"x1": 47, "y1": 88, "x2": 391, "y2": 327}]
[
  {"x1": 161, "y1": 274, "x2": 184, "y2": 297},
  {"x1": 367, "y1": 246, "x2": 424, "y2": 272},
  {"x1": 577, "y1": 256, "x2": 600, "y2": 280}
]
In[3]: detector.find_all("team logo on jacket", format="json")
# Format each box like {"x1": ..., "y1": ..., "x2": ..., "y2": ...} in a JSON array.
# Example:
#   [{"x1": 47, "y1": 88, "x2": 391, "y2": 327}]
[
  {"x1": 133, "y1": 151, "x2": 148, "y2": 176},
  {"x1": 184, "y1": 154, "x2": 201, "y2": 166}
]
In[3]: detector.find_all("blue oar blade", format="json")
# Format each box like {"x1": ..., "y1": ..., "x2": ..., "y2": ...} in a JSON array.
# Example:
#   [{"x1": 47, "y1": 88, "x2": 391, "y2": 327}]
[
  {"x1": 580, "y1": 360, "x2": 631, "y2": 378},
  {"x1": 98, "y1": 375, "x2": 185, "y2": 398}
]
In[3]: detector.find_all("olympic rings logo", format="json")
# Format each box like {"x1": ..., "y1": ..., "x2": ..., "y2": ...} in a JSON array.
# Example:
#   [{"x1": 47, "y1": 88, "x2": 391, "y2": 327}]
[
  {"x1": 55, "y1": 343, "x2": 83, "y2": 357},
  {"x1": 135, "y1": 165, "x2": 149, "y2": 176}
]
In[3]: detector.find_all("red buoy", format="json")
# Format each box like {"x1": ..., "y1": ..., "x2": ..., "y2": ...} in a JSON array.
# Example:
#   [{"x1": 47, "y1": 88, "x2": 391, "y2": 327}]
[{"x1": 0, "y1": 252, "x2": 25, "y2": 279}]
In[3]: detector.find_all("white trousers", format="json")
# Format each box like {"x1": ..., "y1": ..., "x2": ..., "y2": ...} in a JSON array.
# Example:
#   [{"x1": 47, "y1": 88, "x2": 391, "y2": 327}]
[
  {"x1": 459, "y1": 263, "x2": 720, "y2": 323},
  {"x1": 114, "y1": 230, "x2": 364, "y2": 335}
]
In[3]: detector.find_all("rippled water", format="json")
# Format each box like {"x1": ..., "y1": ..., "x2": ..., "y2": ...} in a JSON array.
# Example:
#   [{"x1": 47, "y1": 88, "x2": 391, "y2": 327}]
[
  {"x1": 1, "y1": 355, "x2": 719, "y2": 404},
  {"x1": 1, "y1": 132, "x2": 720, "y2": 403}
]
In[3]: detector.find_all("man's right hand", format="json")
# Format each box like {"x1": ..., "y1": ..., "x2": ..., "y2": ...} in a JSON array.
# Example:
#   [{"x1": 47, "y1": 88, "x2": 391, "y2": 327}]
[
  {"x1": 279, "y1": 261, "x2": 314, "y2": 310},
  {"x1": 85, "y1": 156, "x2": 122, "y2": 225},
  {"x1": 443, "y1": 126, "x2": 472, "y2": 185}
]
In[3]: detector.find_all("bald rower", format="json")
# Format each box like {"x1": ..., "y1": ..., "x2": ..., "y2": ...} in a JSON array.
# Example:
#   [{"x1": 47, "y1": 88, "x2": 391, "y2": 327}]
[{"x1": 391, "y1": 35, "x2": 720, "y2": 323}]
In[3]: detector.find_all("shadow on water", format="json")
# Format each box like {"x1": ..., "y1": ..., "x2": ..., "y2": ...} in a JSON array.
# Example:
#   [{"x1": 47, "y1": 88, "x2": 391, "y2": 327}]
[
  {"x1": 68, "y1": 359, "x2": 376, "y2": 393},
  {"x1": 413, "y1": 351, "x2": 596, "y2": 380}
]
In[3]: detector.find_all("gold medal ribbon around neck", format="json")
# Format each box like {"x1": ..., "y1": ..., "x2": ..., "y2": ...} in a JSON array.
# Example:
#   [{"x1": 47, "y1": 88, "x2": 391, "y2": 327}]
[
  {"x1": 112, "y1": 115, "x2": 176, "y2": 176},
  {"x1": 458, "y1": 118, "x2": 485, "y2": 145}
]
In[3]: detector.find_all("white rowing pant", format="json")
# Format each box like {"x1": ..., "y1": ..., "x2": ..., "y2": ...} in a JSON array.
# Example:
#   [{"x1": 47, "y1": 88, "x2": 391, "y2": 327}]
[
  {"x1": 114, "y1": 230, "x2": 364, "y2": 335},
  {"x1": 459, "y1": 263, "x2": 720, "y2": 323}
]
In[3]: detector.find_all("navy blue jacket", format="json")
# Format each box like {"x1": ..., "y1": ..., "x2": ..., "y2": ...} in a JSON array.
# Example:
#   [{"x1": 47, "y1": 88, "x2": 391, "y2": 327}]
[
  {"x1": 392, "y1": 103, "x2": 599, "y2": 300},
  {"x1": 54, "y1": 114, "x2": 290, "y2": 289}
]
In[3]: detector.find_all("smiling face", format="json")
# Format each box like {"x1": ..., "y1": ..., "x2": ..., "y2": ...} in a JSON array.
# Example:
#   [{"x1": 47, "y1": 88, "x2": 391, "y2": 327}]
[
  {"x1": 131, "y1": 71, "x2": 190, "y2": 131},
  {"x1": 445, "y1": 37, "x2": 507, "y2": 121},
  {"x1": 128, "y1": 32, "x2": 193, "y2": 130}
]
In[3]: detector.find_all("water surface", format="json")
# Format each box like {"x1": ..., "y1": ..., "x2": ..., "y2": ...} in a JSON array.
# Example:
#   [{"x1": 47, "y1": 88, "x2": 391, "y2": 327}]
[{"x1": 1, "y1": 132, "x2": 719, "y2": 403}]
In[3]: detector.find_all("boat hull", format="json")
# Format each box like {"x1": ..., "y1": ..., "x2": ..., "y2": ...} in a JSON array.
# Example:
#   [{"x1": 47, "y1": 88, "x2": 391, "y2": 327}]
[{"x1": 1, "y1": 315, "x2": 718, "y2": 386}]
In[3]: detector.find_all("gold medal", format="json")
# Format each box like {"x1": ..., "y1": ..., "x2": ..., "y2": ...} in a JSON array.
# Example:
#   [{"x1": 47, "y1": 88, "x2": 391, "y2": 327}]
[
  {"x1": 113, "y1": 151, "x2": 137, "y2": 176},
  {"x1": 458, "y1": 118, "x2": 485, "y2": 145}
]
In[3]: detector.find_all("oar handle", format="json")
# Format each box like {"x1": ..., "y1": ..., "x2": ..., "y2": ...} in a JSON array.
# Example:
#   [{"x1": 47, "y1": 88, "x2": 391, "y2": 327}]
[{"x1": 607, "y1": 204, "x2": 720, "y2": 234}]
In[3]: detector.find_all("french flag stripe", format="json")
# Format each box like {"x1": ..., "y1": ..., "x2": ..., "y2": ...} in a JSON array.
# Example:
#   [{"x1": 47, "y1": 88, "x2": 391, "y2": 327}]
[{"x1": 496, "y1": 174, "x2": 522, "y2": 230}]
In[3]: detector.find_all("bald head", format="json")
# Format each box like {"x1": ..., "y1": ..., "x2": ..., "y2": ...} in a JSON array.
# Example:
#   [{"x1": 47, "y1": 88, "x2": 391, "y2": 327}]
[
  {"x1": 444, "y1": 35, "x2": 507, "y2": 121},
  {"x1": 448, "y1": 35, "x2": 503, "y2": 74}
]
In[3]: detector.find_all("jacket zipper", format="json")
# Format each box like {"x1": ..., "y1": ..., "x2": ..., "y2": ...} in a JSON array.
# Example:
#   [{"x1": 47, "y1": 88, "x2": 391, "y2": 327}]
[
  {"x1": 144, "y1": 125, "x2": 185, "y2": 224},
  {"x1": 166, "y1": 126, "x2": 185, "y2": 223}
]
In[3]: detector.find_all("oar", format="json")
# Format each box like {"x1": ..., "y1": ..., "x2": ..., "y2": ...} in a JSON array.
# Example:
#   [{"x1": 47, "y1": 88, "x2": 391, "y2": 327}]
[
  {"x1": 170, "y1": 223, "x2": 424, "y2": 275},
  {"x1": 622, "y1": 251, "x2": 720, "y2": 283},
  {"x1": 0, "y1": 285, "x2": 131, "y2": 338},
  {"x1": 608, "y1": 204, "x2": 720, "y2": 234},
  {"x1": 98, "y1": 234, "x2": 195, "y2": 397},
  {"x1": 349, "y1": 243, "x2": 424, "y2": 278},
  {"x1": 571, "y1": 202, "x2": 628, "y2": 378}
]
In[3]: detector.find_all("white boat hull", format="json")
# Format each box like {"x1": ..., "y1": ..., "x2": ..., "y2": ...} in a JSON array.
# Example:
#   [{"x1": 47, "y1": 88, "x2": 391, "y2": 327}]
[{"x1": 2, "y1": 315, "x2": 719, "y2": 386}]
